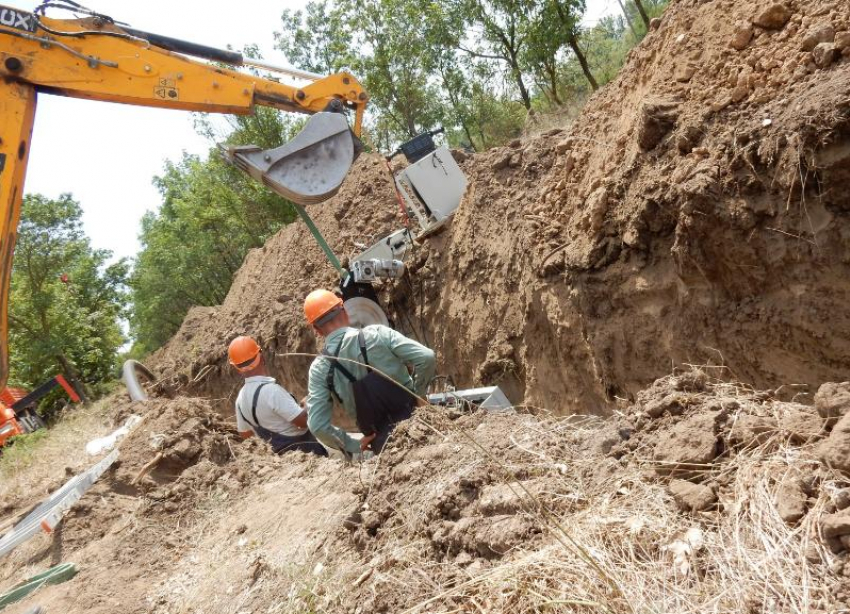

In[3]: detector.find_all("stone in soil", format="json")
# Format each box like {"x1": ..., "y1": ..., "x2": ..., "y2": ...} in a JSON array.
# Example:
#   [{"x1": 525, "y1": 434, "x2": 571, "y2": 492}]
[
  {"x1": 669, "y1": 479, "x2": 717, "y2": 512},
  {"x1": 819, "y1": 411, "x2": 850, "y2": 474}
]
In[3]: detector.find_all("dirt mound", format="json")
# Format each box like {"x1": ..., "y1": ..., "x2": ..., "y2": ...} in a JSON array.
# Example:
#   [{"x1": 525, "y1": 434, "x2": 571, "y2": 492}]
[
  {"x1": 0, "y1": 396, "x2": 331, "y2": 614},
  {"x1": 122, "y1": 373, "x2": 848, "y2": 613},
  {"x1": 148, "y1": 0, "x2": 850, "y2": 418},
  {"x1": 5, "y1": 375, "x2": 850, "y2": 612}
]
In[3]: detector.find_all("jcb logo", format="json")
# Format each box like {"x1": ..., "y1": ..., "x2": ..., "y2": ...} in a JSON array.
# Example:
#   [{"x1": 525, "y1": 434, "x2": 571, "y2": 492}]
[{"x1": 0, "y1": 8, "x2": 37, "y2": 33}]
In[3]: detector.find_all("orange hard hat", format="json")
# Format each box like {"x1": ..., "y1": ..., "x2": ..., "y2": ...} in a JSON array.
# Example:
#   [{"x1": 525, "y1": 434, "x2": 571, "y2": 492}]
[
  {"x1": 228, "y1": 336, "x2": 261, "y2": 372},
  {"x1": 304, "y1": 289, "x2": 344, "y2": 325}
]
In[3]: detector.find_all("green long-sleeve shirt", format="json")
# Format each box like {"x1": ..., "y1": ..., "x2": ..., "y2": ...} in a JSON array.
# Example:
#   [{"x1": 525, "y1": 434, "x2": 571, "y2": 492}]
[{"x1": 306, "y1": 325, "x2": 436, "y2": 454}]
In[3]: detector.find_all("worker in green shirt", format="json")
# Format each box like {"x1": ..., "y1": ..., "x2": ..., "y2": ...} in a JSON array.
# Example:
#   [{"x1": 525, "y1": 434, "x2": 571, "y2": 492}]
[{"x1": 303, "y1": 289, "x2": 436, "y2": 459}]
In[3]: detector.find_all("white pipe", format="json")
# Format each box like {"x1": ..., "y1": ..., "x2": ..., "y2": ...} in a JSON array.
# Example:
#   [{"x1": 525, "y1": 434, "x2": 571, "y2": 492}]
[
  {"x1": 240, "y1": 58, "x2": 323, "y2": 82},
  {"x1": 121, "y1": 360, "x2": 154, "y2": 402}
]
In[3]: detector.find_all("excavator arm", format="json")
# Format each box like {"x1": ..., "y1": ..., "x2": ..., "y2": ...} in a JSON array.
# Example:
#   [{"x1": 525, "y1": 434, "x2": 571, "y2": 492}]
[{"x1": 0, "y1": 4, "x2": 369, "y2": 389}]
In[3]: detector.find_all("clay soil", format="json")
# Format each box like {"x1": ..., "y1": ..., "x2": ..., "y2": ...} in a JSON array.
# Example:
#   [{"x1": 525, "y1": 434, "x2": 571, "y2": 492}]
[
  {"x1": 150, "y1": 0, "x2": 850, "y2": 418},
  {"x1": 4, "y1": 369, "x2": 850, "y2": 613},
  {"x1": 3, "y1": 0, "x2": 850, "y2": 611}
]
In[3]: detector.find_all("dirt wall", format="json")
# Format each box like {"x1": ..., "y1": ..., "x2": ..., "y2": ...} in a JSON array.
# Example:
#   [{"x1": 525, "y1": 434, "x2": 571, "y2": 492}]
[{"x1": 151, "y1": 0, "x2": 850, "y2": 417}]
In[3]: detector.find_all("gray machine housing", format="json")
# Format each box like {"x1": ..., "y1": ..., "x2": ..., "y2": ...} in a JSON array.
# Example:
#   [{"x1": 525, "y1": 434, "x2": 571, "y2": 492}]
[{"x1": 395, "y1": 146, "x2": 467, "y2": 236}]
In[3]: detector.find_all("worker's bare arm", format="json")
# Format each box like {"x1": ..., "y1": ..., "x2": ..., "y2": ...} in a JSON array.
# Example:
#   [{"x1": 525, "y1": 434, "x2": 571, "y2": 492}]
[
  {"x1": 291, "y1": 410, "x2": 308, "y2": 429},
  {"x1": 239, "y1": 430, "x2": 254, "y2": 440}
]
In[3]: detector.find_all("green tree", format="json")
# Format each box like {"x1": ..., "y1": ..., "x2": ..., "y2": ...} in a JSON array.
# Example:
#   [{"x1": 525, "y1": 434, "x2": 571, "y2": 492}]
[
  {"x1": 277, "y1": 0, "x2": 354, "y2": 73},
  {"x1": 129, "y1": 109, "x2": 299, "y2": 354},
  {"x1": 9, "y1": 194, "x2": 128, "y2": 397},
  {"x1": 452, "y1": 0, "x2": 536, "y2": 110},
  {"x1": 278, "y1": 0, "x2": 446, "y2": 147}
]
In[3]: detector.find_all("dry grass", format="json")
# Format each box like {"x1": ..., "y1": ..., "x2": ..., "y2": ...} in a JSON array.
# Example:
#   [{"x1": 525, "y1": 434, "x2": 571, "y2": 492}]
[
  {"x1": 0, "y1": 396, "x2": 116, "y2": 505},
  {"x1": 21, "y1": 372, "x2": 838, "y2": 614},
  {"x1": 268, "y1": 377, "x2": 841, "y2": 614}
]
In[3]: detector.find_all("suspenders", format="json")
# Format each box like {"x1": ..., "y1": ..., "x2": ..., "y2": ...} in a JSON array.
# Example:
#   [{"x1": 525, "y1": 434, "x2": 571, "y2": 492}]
[
  {"x1": 322, "y1": 329, "x2": 369, "y2": 402},
  {"x1": 238, "y1": 382, "x2": 270, "y2": 429}
]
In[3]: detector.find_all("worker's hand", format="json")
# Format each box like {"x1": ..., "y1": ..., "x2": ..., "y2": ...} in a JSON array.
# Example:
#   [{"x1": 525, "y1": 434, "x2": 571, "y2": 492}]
[{"x1": 360, "y1": 432, "x2": 377, "y2": 451}]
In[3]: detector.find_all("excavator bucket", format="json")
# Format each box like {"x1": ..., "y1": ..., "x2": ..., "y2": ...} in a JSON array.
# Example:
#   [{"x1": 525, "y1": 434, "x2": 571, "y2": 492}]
[{"x1": 225, "y1": 112, "x2": 357, "y2": 205}]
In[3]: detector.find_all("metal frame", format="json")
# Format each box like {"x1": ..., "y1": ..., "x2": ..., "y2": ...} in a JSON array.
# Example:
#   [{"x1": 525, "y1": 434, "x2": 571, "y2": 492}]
[{"x1": 0, "y1": 449, "x2": 119, "y2": 559}]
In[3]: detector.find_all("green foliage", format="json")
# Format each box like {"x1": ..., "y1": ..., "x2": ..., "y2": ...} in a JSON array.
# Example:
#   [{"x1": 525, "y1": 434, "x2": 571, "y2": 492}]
[
  {"x1": 277, "y1": 0, "x2": 669, "y2": 152},
  {"x1": 278, "y1": 0, "x2": 447, "y2": 147},
  {"x1": 1, "y1": 429, "x2": 50, "y2": 465},
  {"x1": 129, "y1": 109, "x2": 299, "y2": 354},
  {"x1": 9, "y1": 194, "x2": 127, "y2": 397}
]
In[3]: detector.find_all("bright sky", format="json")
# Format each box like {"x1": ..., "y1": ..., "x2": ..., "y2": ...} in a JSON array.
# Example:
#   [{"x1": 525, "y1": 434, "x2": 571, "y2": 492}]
[{"x1": 8, "y1": 0, "x2": 617, "y2": 263}]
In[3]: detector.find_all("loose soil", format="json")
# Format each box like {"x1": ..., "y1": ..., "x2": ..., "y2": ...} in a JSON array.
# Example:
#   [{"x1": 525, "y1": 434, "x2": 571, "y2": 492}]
[
  {"x1": 3, "y1": 0, "x2": 850, "y2": 611},
  {"x1": 4, "y1": 369, "x2": 850, "y2": 612},
  {"x1": 150, "y1": 0, "x2": 850, "y2": 418}
]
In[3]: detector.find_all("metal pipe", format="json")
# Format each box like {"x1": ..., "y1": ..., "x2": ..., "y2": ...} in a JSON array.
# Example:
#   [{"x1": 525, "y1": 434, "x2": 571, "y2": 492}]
[
  {"x1": 121, "y1": 360, "x2": 154, "y2": 402},
  {"x1": 121, "y1": 28, "x2": 321, "y2": 82},
  {"x1": 122, "y1": 27, "x2": 243, "y2": 64},
  {"x1": 240, "y1": 58, "x2": 322, "y2": 82}
]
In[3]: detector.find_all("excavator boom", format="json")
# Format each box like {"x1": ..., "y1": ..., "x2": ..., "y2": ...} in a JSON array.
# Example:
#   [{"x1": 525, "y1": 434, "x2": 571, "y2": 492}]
[{"x1": 0, "y1": 4, "x2": 369, "y2": 389}]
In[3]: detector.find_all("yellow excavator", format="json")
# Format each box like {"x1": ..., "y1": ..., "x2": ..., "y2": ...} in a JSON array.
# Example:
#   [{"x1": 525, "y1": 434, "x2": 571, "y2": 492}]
[{"x1": 0, "y1": 1, "x2": 370, "y2": 390}]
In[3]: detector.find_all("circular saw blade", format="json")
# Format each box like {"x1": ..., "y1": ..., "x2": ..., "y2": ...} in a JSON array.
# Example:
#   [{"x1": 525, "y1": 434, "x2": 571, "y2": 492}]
[{"x1": 344, "y1": 297, "x2": 388, "y2": 328}]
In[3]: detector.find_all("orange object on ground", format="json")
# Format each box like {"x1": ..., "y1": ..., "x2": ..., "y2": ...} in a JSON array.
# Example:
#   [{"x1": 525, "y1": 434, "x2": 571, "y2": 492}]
[
  {"x1": 0, "y1": 402, "x2": 23, "y2": 446},
  {"x1": 0, "y1": 387, "x2": 26, "y2": 407}
]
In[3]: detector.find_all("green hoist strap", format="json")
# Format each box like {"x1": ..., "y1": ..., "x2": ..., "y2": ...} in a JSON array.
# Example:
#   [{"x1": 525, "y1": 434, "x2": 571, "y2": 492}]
[{"x1": 292, "y1": 203, "x2": 346, "y2": 279}]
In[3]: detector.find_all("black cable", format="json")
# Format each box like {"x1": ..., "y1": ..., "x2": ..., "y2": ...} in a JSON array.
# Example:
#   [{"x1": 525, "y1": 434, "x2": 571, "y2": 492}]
[
  {"x1": 34, "y1": 19, "x2": 142, "y2": 42},
  {"x1": 33, "y1": 1, "x2": 141, "y2": 42},
  {"x1": 35, "y1": 0, "x2": 108, "y2": 19}
]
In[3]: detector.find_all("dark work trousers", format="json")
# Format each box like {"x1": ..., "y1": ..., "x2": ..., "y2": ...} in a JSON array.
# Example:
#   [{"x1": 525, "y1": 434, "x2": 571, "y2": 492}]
[
  {"x1": 269, "y1": 430, "x2": 328, "y2": 457},
  {"x1": 369, "y1": 402, "x2": 416, "y2": 454}
]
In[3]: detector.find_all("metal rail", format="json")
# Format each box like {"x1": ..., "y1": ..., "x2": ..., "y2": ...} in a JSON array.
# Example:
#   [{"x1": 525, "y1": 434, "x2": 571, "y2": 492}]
[{"x1": 0, "y1": 449, "x2": 119, "y2": 559}]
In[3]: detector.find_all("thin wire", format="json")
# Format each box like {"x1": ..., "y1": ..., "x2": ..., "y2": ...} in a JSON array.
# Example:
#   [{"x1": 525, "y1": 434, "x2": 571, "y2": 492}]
[{"x1": 0, "y1": 28, "x2": 118, "y2": 68}]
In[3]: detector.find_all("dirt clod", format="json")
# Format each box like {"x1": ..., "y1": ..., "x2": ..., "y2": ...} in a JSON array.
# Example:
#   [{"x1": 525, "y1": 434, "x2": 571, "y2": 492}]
[
  {"x1": 776, "y1": 477, "x2": 808, "y2": 524},
  {"x1": 637, "y1": 100, "x2": 679, "y2": 150},
  {"x1": 753, "y1": 4, "x2": 793, "y2": 29},
  {"x1": 815, "y1": 382, "x2": 850, "y2": 426},
  {"x1": 669, "y1": 479, "x2": 717, "y2": 512},
  {"x1": 802, "y1": 23, "x2": 836, "y2": 51},
  {"x1": 731, "y1": 21, "x2": 755, "y2": 50},
  {"x1": 819, "y1": 411, "x2": 850, "y2": 474},
  {"x1": 652, "y1": 413, "x2": 719, "y2": 477},
  {"x1": 813, "y1": 42, "x2": 840, "y2": 67}
]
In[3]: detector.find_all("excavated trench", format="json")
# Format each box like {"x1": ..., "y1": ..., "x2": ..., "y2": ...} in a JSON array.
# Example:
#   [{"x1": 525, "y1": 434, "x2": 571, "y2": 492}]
[
  {"x1": 4, "y1": 1, "x2": 850, "y2": 612},
  {"x1": 151, "y1": 0, "x2": 850, "y2": 418}
]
